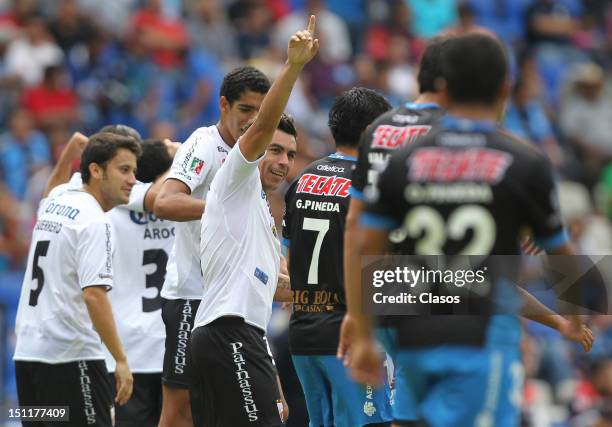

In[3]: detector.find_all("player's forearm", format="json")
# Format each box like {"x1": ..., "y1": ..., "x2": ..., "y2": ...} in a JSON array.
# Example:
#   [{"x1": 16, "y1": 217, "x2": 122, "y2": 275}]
[
  {"x1": 154, "y1": 192, "x2": 204, "y2": 221},
  {"x1": 240, "y1": 62, "x2": 304, "y2": 161},
  {"x1": 83, "y1": 287, "x2": 127, "y2": 363},
  {"x1": 143, "y1": 170, "x2": 170, "y2": 212},
  {"x1": 518, "y1": 287, "x2": 564, "y2": 329}
]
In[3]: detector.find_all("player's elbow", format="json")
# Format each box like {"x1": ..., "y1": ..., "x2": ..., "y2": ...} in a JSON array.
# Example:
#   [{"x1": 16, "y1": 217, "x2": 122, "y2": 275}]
[{"x1": 82, "y1": 286, "x2": 107, "y2": 306}]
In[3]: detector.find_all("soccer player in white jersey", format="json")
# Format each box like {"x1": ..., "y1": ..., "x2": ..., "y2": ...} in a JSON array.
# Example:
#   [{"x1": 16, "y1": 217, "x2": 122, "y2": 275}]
[
  {"x1": 14, "y1": 132, "x2": 140, "y2": 427},
  {"x1": 189, "y1": 16, "x2": 318, "y2": 427},
  {"x1": 153, "y1": 66, "x2": 271, "y2": 426},
  {"x1": 45, "y1": 129, "x2": 179, "y2": 426}
]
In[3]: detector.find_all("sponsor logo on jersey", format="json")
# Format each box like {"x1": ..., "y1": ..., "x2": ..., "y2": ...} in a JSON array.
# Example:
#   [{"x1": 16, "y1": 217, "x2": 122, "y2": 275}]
[
  {"x1": 44, "y1": 202, "x2": 80, "y2": 220},
  {"x1": 371, "y1": 125, "x2": 431, "y2": 150},
  {"x1": 217, "y1": 145, "x2": 228, "y2": 154},
  {"x1": 189, "y1": 157, "x2": 206, "y2": 175},
  {"x1": 180, "y1": 138, "x2": 198, "y2": 173},
  {"x1": 392, "y1": 113, "x2": 420, "y2": 124},
  {"x1": 230, "y1": 342, "x2": 259, "y2": 422},
  {"x1": 296, "y1": 174, "x2": 351, "y2": 198},
  {"x1": 316, "y1": 164, "x2": 345, "y2": 173},
  {"x1": 363, "y1": 401, "x2": 377, "y2": 417},
  {"x1": 409, "y1": 147, "x2": 513, "y2": 183}
]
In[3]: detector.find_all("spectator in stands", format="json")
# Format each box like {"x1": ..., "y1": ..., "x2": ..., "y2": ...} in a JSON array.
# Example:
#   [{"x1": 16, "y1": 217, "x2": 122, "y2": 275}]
[
  {"x1": 129, "y1": 0, "x2": 189, "y2": 70},
  {"x1": 525, "y1": 0, "x2": 586, "y2": 105},
  {"x1": 0, "y1": 109, "x2": 51, "y2": 201},
  {"x1": 3, "y1": 15, "x2": 62, "y2": 87},
  {"x1": 405, "y1": 0, "x2": 457, "y2": 39},
  {"x1": 236, "y1": 1, "x2": 273, "y2": 60},
  {"x1": 504, "y1": 75, "x2": 564, "y2": 166},
  {"x1": 21, "y1": 65, "x2": 79, "y2": 131},
  {"x1": 186, "y1": 0, "x2": 238, "y2": 62},
  {"x1": 560, "y1": 63, "x2": 612, "y2": 183},
  {"x1": 274, "y1": 0, "x2": 351, "y2": 64},
  {"x1": 48, "y1": 0, "x2": 97, "y2": 54}
]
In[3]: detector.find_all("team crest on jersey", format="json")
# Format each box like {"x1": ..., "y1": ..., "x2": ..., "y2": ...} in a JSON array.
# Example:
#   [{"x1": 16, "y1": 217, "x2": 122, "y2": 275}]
[
  {"x1": 189, "y1": 157, "x2": 205, "y2": 175},
  {"x1": 363, "y1": 401, "x2": 377, "y2": 417}
]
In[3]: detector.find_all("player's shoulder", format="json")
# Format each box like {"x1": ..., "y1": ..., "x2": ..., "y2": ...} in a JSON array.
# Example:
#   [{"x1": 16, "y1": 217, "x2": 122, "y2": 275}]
[
  {"x1": 371, "y1": 103, "x2": 443, "y2": 128},
  {"x1": 183, "y1": 125, "x2": 225, "y2": 153},
  {"x1": 492, "y1": 128, "x2": 551, "y2": 167}
]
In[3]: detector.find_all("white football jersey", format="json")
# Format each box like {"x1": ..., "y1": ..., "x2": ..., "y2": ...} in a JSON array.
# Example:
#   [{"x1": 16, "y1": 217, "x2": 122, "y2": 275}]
[
  {"x1": 14, "y1": 190, "x2": 114, "y2": 363},
  {"x1": 161, "y1": 125, "x2": 231, "y2": 300},
  {"x1": 194, "y1": 141, "x2": 281, "y2": 332},
  {"x1": 104, "y1": 193, "x2": 173, "y2": 373}
]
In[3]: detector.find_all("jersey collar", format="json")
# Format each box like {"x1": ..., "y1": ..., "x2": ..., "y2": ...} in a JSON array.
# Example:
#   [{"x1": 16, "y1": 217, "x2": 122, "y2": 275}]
[
  {"x1": 328, "y1": 152, "x2": 357, "y2": 161},
  {"x1": 441, "y1": 115, "x2": 498, "y2": 133},
  {"x1": 404, "y1": 102, "x2": 441, "y2": 110}
]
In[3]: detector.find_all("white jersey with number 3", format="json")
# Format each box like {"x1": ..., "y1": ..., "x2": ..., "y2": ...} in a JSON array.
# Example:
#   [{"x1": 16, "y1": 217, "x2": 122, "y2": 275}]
[
  {"x1": 104, "y1": 189, "x2": 174, "y2": 373},
  {"x1": 14, "y1": 190, "x2": 114, "y2": 363},
  {"x1": 161, "y1": 125, "x2": 231, "y2": 300}
]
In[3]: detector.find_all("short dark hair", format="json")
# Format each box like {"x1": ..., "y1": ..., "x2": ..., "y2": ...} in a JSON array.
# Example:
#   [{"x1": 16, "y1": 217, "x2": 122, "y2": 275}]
[
  {"x1": 328, "y1": 87, "x2": 391, "y2": 148},
  {"x1": 439, "y1": 34, "x2": 508, "y2": 104},
  {"x1": 277, "y1": 113, "x2": 298, "y2": 139},
  {"x1": 417, "y1": 36, "x2": 452, "y2": 94},
  {"x1": 81, "y1": 132, "x2": 142, "y2": 184},
  {"x1": 220, "y1": 66, "x2": 270, "y2": 104},
  {"x1": 98, "y1": 124, "x2": 142, "y2": 141},
  {"x1": 137, "y1": 139, "x2": 172, "y2": 183}
]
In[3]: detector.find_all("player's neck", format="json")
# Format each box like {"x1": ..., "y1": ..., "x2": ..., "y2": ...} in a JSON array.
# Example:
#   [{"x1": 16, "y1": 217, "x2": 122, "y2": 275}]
[
  {"x1": 83, "y1": 184, "x2": 112, "y2": 212},
  {"x1": 413, "y1": 93, "x2": 439, "y2": 106},
  {"x1": 446, "y1": 104, "x2": 499, "y2": 123},
  {"x1": 216, "y1": 122, "x2": 238, "y2": 148}
]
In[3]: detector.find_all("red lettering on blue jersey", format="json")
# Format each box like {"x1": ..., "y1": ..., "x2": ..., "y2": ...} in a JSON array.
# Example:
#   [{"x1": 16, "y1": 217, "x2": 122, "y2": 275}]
[
  {"x1": 409, "y1": 148, "x2": 513, "y2": 183},
  {"x1": 371, "y1": 125, "x2": 432, "y2": 150},
  {"x1": 296, "y1": 174, "x2": 351, "y2": 198}
]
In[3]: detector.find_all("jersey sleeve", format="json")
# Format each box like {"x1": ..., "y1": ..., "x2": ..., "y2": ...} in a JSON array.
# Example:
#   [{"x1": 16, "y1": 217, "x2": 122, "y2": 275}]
[
  {"x1": 350, "y1": 132, "x2": 371, "y2": 201},
  {"x1": 77, "y1": 219, "x2": 114, "y2": 290},
  {"x1": 362, "y1": 152, "x2": 404, "y2": 230},
  {"x1": 166, "y1": 132, "x2": 214, "y2": 193},
  {"x1": 124, "y1": 181, "x2": 152, "y2": 213},
  {"x1": 282, "y1": 179, "x2": 298, "y2": 249},
  {"x1": 211, "y1": 140, "x2": 261, "y2": 201},
  {"x1": 523, "y1": 154, "x2": 568, "y2": 251}
]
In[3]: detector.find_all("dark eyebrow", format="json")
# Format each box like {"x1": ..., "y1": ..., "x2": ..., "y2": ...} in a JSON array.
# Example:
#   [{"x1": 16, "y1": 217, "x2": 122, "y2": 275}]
[{"x1": 237, "y1": 103, "x2": 257, "y2": 109}]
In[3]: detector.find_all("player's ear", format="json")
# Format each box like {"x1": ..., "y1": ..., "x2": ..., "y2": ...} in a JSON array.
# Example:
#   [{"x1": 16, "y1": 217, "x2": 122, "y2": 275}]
[
  {"x1": 89, "y1": 162, "x2": 104, "y2": 181},
  {"x1": 219, "y1": 96, "x2": 230, "y2": 114}
]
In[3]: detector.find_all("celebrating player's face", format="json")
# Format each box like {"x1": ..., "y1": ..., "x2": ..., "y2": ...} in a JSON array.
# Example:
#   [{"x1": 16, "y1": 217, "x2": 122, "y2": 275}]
[
  {"x1": 100, "y1": 148, "x2": 138, "y2": 207},
  {"x1": 259, "y1": 130, "x2": 296, "y2": 192},
  {"x1": 222, "y1": 90, "x2": 266, "y2": 142}
]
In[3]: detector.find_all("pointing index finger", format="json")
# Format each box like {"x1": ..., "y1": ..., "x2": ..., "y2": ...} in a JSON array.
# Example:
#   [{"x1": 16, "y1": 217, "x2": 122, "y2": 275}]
[{"x1": 307, "y1": 14, "x2": 316, "y2": 35}]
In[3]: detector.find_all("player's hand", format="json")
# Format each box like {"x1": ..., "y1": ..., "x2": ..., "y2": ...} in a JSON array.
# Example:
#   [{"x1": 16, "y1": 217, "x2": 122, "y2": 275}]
[
  {"x1": 337, "y1": 313, "x2": 356, "y2": 361},
  {"x1": 559, "y1": 320, "x2": 595, "y2": 352},
  {"x1": 163, "y1": 138, "x2": 181, "y2": 159},
  {"x1": 347, "y1": 336, "x2": 384, "y2": 386},
  {"x1": 287, "y1": 15, "x2": 319, "y2": 66},
  {"x1": 65, "y1": 132, "x2": 89, "y2": 160},
  {"x1": 114, "y1": 360, "x2": 134, "y2": 406}
]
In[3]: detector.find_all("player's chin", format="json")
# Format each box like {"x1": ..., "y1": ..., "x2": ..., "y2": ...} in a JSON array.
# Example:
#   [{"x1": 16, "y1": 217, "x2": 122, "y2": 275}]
[{"x1": 265, "y1": 171, "x2": 285, "y2": 190}]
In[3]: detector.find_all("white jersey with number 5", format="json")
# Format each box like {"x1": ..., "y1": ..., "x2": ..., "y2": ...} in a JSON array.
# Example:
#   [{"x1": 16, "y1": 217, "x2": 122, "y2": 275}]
[
  {"x1": 161, "y1": 125, "x2": 231, "y2": 300},
  {"x1": 104, "y1": 188, "x2": 174, "y2": 373},
  {"x1": 14, "y1": 189, "x2": 114, "y2": 363}
]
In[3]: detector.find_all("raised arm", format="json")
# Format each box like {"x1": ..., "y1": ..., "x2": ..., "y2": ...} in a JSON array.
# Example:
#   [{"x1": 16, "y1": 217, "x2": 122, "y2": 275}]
[
  {"x1": 238, "y1": 15, "x2": 318, "y2": 161},
  {"x1": 43, "y1": 132, "x2": 88, "y2": 198}
]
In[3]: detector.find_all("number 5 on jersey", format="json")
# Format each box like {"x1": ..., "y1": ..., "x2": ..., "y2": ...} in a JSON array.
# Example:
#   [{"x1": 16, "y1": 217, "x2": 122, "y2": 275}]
[{"x1": 29, "y1": 240, "x2": 50, "y2": 307}]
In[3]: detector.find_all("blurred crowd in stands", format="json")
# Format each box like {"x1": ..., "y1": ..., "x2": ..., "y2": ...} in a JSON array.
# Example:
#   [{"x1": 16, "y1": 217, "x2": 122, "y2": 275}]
[{"x1": 1, "y1": 0, "x2": 612, "y2": 425}]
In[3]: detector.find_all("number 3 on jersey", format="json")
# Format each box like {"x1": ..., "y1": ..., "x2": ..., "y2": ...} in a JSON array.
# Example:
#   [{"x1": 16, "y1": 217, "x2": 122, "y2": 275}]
[
  {"x1": 302, "y1": 218, "x2": 330, "y2": 284},
  {"x1": 142, "y1": 249, "x2": 168, "y2": 312},
  {"x1": 29, "y1": 240, "x2": 50, "y2": 307}
]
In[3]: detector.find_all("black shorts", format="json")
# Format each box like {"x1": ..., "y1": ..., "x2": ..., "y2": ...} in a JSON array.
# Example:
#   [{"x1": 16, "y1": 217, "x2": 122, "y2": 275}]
[
  {"x1": 108, "y1": 373, "x2": 162, "y2": 427},
  {"x1": 16, "y1": 359, "x2": 113, "y2": 427},
  {"x1": 190, "y1": 317, "x2": 284, "y2": 427},
  {"x1": 161, "y1": 297, "x2": 200, "y2": 388}
]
